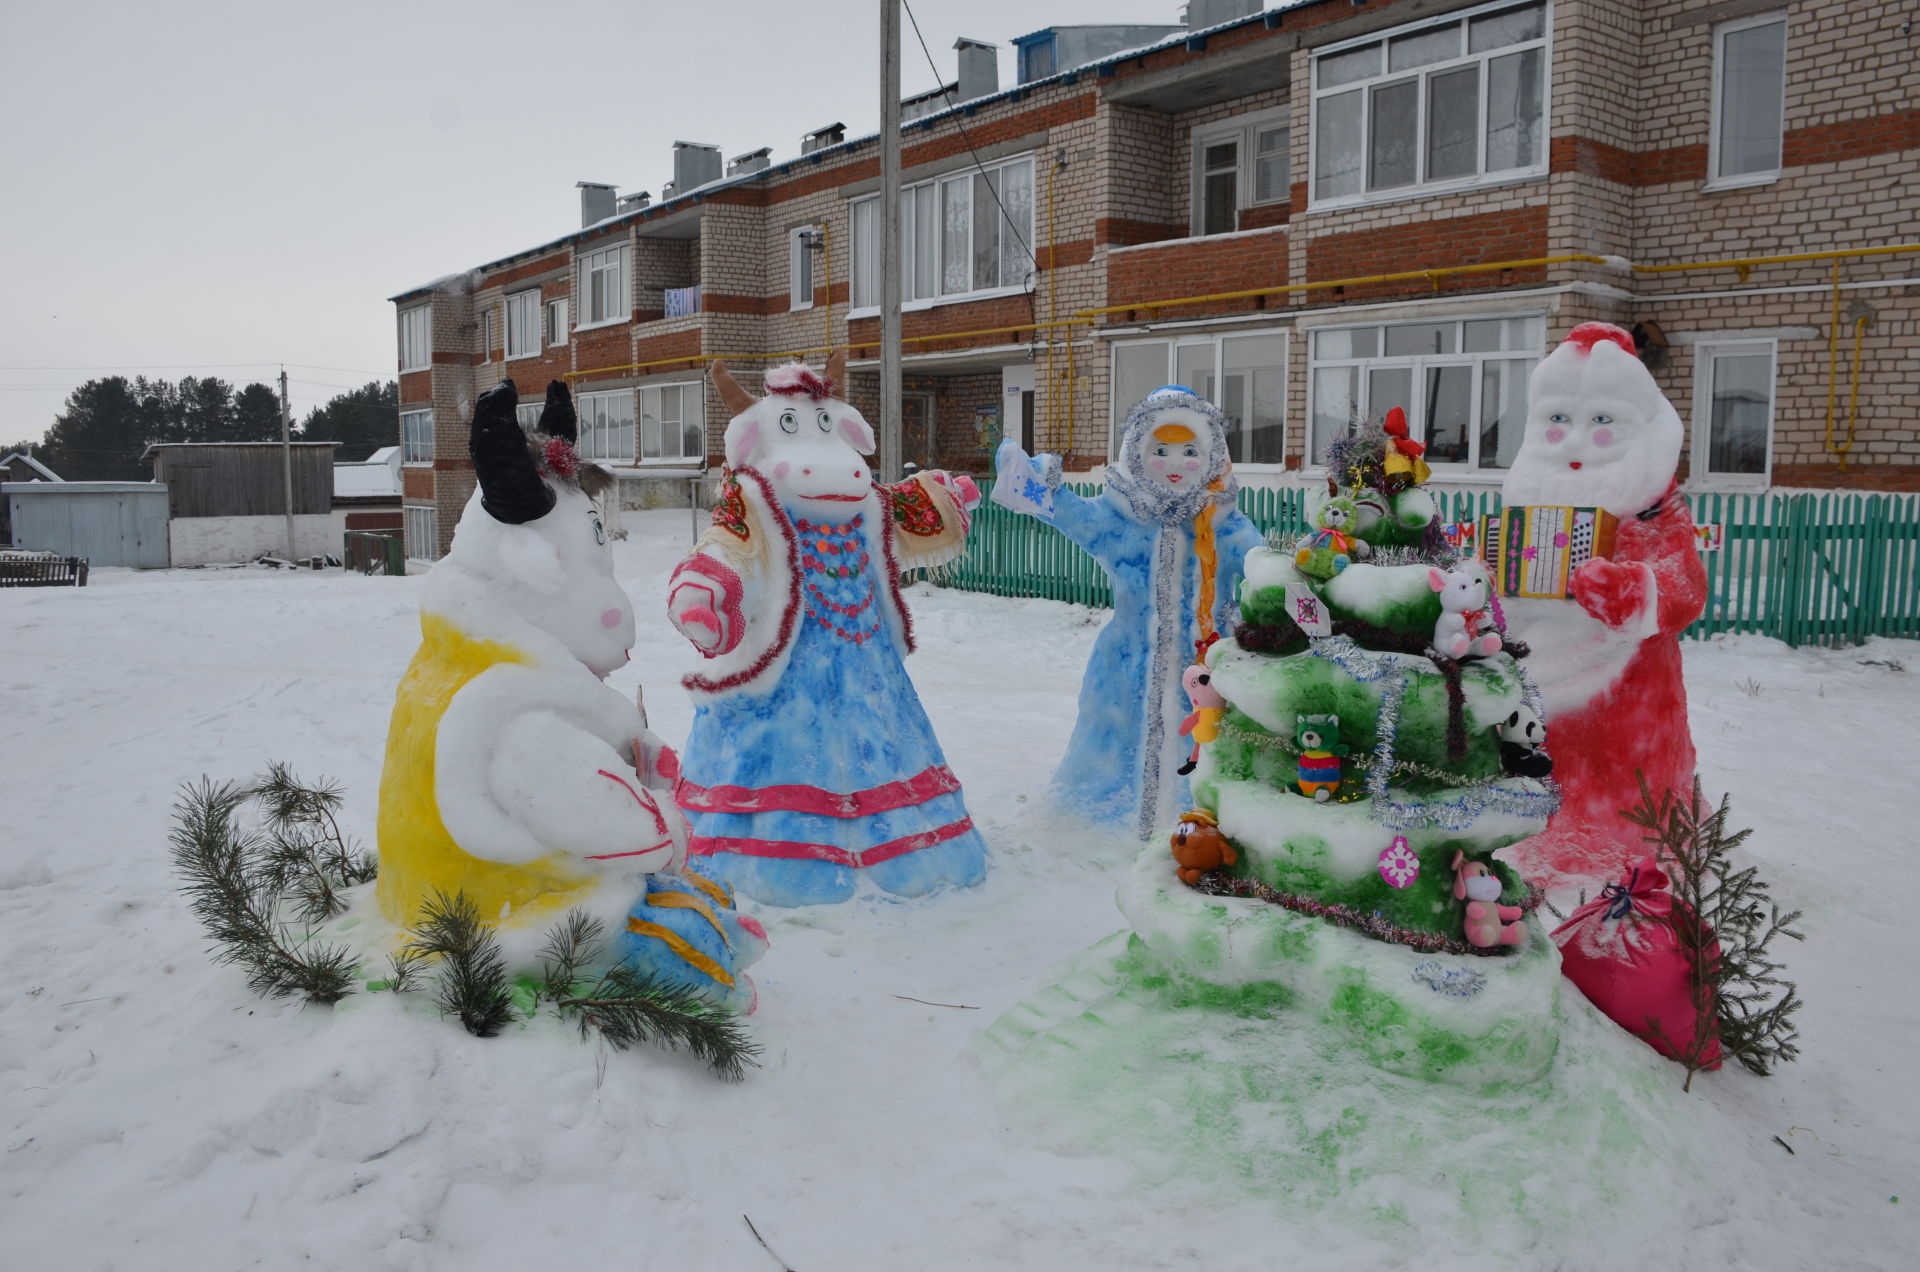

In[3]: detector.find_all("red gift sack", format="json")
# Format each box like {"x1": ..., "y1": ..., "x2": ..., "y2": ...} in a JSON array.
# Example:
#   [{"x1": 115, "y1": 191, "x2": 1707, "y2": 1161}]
[{"x1": 1551, "y1": 858, "x2": 1721, "y2": 1068}]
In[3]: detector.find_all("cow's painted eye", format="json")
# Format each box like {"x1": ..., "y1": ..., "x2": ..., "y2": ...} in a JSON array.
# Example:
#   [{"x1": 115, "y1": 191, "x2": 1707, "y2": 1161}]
[
  {"x1": 1591, "y1": 413, "x2": 1613, "y2": 426},
  {"x1": 778, "y1": 409, "x2": 799, "y2": 434},
  {"x1": 1549, "y1": 413, "x2": 1570, "y2": 424},
  {"x1": 591, "y1": 513, "x2": 606, "y2": 545},
  {"x1": 816, "y1": 409, "x2": 832, "y2": 432}
]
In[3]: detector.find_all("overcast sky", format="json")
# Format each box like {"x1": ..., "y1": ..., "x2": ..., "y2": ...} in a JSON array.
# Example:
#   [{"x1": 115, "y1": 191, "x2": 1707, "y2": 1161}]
[{"x1": 0, "y1": 0, "x2": 1193, "y2": 445}]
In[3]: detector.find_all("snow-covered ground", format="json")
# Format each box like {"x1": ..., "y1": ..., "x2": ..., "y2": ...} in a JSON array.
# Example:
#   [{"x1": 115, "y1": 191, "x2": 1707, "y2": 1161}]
[{"x1": 2, "y1": 509, "x2": 1915, "y2": 1270}]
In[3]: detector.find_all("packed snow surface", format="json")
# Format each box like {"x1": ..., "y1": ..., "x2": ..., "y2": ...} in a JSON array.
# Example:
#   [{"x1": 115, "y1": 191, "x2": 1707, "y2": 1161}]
[{"x1": 2, "y1": 509, "x2": 1915, "y2": 1270}]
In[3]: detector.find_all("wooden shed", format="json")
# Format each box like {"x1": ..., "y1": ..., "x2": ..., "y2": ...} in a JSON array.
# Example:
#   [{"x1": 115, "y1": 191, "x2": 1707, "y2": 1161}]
[
  {"x1": 143, "y1": 442, "x2": 338, "y2": 518},
  {"x1": 141, "y1": 441, "x2": 342, "y2": 566}
]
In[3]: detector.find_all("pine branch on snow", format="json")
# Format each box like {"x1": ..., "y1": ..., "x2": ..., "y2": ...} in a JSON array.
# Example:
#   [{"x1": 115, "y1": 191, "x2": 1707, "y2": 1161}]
[
  {"x1": 1623, "y1": 774, "x2": 1805, "y2": 1090},
  {"x1": 555, "y1": 965, "x2": 761, "y2": 1082},
  {"x1": 404, "y1": 890, "x2": 517, "y2": 1038},
  {"x1": 249, "y1": 762, "x2": 377, "y2": 920},
  {"x1": 167, "y1": 778, "x2": 359, "y2": 1005},
  {"x1": 537, "y1": 908, "x2": 761, "y2": 1081}
]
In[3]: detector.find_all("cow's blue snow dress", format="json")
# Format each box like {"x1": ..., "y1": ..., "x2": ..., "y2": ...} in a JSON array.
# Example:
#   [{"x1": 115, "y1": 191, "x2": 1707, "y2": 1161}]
[{"x1": 680, "y1": 510, "x2": 988, "y2": 906}]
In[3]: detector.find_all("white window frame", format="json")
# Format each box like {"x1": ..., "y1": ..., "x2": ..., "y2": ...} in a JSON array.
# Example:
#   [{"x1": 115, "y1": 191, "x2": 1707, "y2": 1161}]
[
  {"x1": 848, "y1": 153, "x2": 1036, "y2": 317},
  {"x1": 398, "y1": 305, "x2": 430, "y2": 373},
  {"x1": 1190, "y1": 107, "x2": 1291, "y2": 237},
  {"x1": 1308, "y1": 0, "x2": 1550, "y2": 212},
  {"x1": 575, "y1": 389, "x2": 636, "y2": 464},
  {"x1": 789, "y1": 226, "x2": 816, "y2": 312},
  {"x1": 1690, "y1": 339, "x2": 1776, "y2": 489},
  {"x1": 1107, "y1": 330, "x2": 1291, "y2": 471},
  {"x1": 1304, "y1": 313, "x2": 1545, "y2": 475},
  {"x1": 476, "y1": 307, "x2": 495, "y2": 364},
  {"x1": 577, "y1": 243, "x2": 630, "y2": 331},
  {"x1": 546, "y1": 297, "x2": 569, "y2": 347},
  {"x1": 639, "y1": 382, "x2": 707, "y2": 465},
  {"x1": 515, "y1": 403, "x2": 543, "y2": 430},
  {"x1": 400, "y1": 409, "x2": 434, "y2": 465},
  {"x1": 1706, "y1": 11, "x2": 1787, "y2": 191},
  {"x1": 403, "y1": 504, "x2": 438, "y2": 563},
  {"x1": 505, "y1": 289, "x2": 541, "y2": 360}
]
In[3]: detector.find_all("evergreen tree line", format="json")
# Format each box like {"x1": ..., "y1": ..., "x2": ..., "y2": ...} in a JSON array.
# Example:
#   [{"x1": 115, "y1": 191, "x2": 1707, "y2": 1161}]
[{"x1": 5, "y1": 376, "x2": 399, "y2": 481}]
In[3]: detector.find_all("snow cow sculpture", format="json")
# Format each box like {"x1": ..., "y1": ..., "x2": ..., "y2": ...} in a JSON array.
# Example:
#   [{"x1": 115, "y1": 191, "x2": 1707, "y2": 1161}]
[
  {"x1": 376, "y1": 379, "x2": 765, "y2": 1010},
  {"x1": 993, "y1": 386, "x2": 1264, "y2": 838},
  {"x1": 1498, "y1": 323, "x2": 1707, "y2": 884},
  {"x1": 665, "y1": 353, "x2": 989, "y2": 907}
]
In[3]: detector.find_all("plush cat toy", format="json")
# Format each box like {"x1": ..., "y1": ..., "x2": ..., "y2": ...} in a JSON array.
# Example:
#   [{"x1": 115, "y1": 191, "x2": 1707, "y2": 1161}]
[{"x1": 1295, "y1": 713, "x2": 1348, "y2": 802}]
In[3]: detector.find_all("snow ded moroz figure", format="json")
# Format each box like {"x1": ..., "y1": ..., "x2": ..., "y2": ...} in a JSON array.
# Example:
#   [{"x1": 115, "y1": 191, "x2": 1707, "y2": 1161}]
[
  {"x1": 993, "y1": 386, "x2": 1264, "y2": 837},
  {"x1": 666, "y1": 353, "x2": 988, "y2": 907},
  {"x1": 376, "y1": 379, "x2": 765, "y2": 1011},
  {"x1": 1497, "y1": 323, "x2": 1708, "y2": 884}
]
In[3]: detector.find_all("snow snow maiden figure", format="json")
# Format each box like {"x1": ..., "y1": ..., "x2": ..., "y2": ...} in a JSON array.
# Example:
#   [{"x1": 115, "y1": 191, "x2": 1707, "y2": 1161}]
[
  {"x1": 665, "y1": 353, "x2": 988, "y2": 907},
  {"x1": 376, "y1": 380, "x2": 765, "y2": 1009},
  {"x1": 992, "y1": 386, "x2": 1264, "y2": 838},
  {"x1": 1496, "y1": 322, "x2": 1708, "y2": 884}
]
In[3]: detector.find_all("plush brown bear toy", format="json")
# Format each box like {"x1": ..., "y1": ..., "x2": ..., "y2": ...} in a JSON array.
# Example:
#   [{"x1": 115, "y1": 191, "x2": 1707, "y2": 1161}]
[{"x1": 1170, "y1": 809, "x2": 1236, "y2": 885}]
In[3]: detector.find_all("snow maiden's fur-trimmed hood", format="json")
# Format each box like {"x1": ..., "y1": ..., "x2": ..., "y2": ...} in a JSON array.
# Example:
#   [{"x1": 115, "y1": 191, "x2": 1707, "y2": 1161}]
[{"x1": 1105, "y1": 386, "x2": 1240, "y2": 526}]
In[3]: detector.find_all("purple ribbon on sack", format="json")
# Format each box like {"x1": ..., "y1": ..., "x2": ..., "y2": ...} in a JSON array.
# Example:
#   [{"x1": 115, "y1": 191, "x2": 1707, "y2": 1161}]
[{"x1": 1600, "y1": 866, "x2": 1641, "y2": 920}]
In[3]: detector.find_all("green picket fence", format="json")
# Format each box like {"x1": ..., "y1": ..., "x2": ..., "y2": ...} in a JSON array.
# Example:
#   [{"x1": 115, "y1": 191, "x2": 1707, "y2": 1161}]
[{"x1": 935, "y1": 481, "x2": 1920, "y2": 648}]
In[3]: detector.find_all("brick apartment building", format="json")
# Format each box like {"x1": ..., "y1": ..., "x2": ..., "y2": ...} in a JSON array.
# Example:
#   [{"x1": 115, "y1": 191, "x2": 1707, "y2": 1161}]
[{"x1": 390, "y1": 0, "x2": 1918, "y2": 562}]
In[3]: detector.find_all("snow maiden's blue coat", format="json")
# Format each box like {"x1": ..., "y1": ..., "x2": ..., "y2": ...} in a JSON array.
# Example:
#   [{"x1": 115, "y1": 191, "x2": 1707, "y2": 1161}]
[{"x1": 993, "y1": 388, "x2": 1263, "y2": 838}]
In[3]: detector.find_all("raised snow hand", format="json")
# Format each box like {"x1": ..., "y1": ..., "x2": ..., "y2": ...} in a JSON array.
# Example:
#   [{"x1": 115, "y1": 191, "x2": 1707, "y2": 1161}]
[
  {"x1": 1498, "y1": 322, "x2": 1709, "y2": 883},
  {"x1": 668, "y1": 353, "x2": 988, "y2": 907},
  {"x1": 375, "y1": 378, "x2": 763, "y2": 1009}
]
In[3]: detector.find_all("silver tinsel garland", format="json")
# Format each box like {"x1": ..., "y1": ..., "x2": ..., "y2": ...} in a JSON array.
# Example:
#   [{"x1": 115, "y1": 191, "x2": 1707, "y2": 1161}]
[{"x1": 1286, "y1": 636, "x2": 1561, "y2": 833}]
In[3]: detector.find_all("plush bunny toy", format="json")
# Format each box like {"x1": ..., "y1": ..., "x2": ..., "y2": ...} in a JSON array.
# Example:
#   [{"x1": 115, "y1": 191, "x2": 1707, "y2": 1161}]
[
  {"x1": 1428, "y1": 564, "x2": 1504, "y2": 660},
  {"x1": 1452, "y1": 852, "x2": 1526, "y2": 948}
]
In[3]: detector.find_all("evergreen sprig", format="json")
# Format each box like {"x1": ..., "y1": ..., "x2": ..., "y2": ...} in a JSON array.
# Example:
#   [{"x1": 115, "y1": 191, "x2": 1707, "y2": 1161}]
[
  {"x1": 556, "y1": 965, "x2": 761, "y2": 1081},
  {"x1": 168, "y1": 778, "x2": 359, "y2": 1004},
  {"x1": 1623, "y1": 774, "x2": 1805, "y2": 1090},
  {"x1": 250, "y1": 762, "x2": 376, "y2": 921},
  {"x1": 405, "y1": 890, "x2": 516, "y2": 1038},
  {"x1": 537, "y1": 908, "x2": 760, "y2": 1081}
]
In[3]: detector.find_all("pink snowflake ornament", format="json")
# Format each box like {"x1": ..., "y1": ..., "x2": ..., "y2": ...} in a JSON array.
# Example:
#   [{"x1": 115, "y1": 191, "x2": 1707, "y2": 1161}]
[{"x1": 1378, "y1": 837, "x2": 1420, "y2": 889}]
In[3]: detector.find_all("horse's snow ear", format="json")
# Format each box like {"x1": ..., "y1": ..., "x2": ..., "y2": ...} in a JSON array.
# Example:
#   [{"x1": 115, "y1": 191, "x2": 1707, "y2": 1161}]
[
  {"x1": 710, "y1": 360, "x2": 756, "y2": 417},
  {"x1": 538, "y1": 380, "x2": 577, "y2": 443},
  {"x1": 826, "y1": 346, "x2": 847, "y2": 393},
  {"x1": 471, "y1": 379, "x2": 555, "y2": 525}
]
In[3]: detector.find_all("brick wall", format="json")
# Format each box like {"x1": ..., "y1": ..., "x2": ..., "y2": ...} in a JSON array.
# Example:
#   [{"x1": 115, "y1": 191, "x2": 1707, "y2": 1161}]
[{"x1": 1105, "y1": 227, "x2": 1289, "y2": 316}]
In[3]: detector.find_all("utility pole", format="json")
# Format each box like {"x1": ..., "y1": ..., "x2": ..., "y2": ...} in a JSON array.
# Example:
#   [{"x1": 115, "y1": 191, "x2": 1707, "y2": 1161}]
[
  {"x1": 878, "y1": 0, "x2": 903, "y2": 483},
  {"x1": 278, "y1": 367, "x2": 295, "y2": 561}
]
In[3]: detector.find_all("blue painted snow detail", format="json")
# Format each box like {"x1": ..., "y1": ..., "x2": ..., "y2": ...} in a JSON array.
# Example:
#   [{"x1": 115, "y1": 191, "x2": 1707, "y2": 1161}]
[
  {"x1": 1045, "y1": 486, "x2": 1262, "y2": 837},
  {"x1": 680, "y1": 509, "x2": 988, "y2": 908},
  {"x1": 1410, "y1": 960, "x2": 1487, "y2": 998},
  {"x1": 613, "y1": 872, "x2": 764, "y2": 1014}
]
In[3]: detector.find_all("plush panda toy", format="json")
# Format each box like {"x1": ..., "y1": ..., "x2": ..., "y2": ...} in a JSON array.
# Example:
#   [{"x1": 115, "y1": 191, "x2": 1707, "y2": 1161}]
[{"x1": 1495, "y1": 706, "x2": 1554, "y2": 779}]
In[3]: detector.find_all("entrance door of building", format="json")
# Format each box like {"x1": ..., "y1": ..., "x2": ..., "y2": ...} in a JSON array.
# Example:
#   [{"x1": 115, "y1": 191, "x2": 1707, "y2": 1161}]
[
  {"x1": 1002, "y1": 364, "x2": 1036, "y2": 452},
  {"x1": 900, "y1": 393, "x2": 937, "y2": 471}
]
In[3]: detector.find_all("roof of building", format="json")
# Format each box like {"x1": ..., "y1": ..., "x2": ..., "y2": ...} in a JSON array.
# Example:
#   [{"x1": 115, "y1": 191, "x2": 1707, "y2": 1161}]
[
  {"x1": 0, "y1": 451, "x2": 63, "y2": 481},
  {"x1": 390, "y1": 1, "x2": 1325, "y2": 301},
  {"x1": 141, "y1": 441, "x2": 341, "y2": 461},
  {"x1": 333, "y1": 448, "x2": 402, "y2": 500}
]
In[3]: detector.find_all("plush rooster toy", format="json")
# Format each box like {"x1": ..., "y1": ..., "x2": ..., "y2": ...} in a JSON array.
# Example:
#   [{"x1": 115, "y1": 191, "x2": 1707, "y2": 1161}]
[{"x1": 1381, "y1": 407, "x2": 1430, "y2": 492}]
